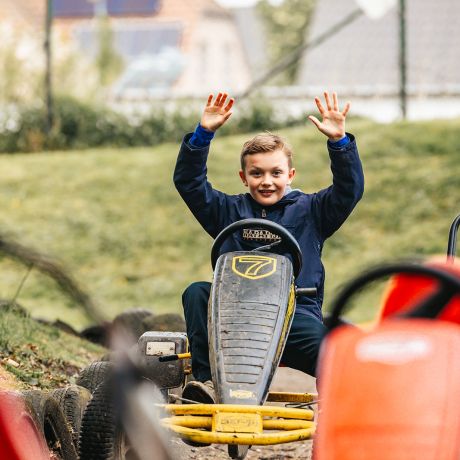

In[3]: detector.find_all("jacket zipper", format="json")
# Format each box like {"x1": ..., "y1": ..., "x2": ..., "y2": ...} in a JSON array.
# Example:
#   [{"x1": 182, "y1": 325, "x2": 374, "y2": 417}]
[{"x1": 261, "y1": 209, "x2": 267, "y2": 218}]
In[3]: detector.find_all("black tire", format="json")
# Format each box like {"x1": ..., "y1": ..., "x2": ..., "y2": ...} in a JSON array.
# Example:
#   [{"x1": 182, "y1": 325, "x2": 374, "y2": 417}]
[
  {"x1": 76, "y1": 361, "x2": 114, "y2": 394},
  {"x1": 79, "y1": 379, "x2": 139, "y2": 460},
  {"x1": 80, "y1": 322, "x2": 111, "y2": 347},
  {"x1": 100, "y1": 350, "x2": 121, "y2": 362},
  {"x1": 112, "y1": 308, "x2": 155, "y2": 344},
  {"x1": 228, "y1": 444, "x2": 250, "y2": 459},
  {"x1": 141, "y1": 313, "x2": 186, "y2": 332},
  {"x1": 51, "y1": 385, "x2": 92, "y2": 448},
  {"x1": 23, "y1": 390, "x2": 78, "y2": 460}
]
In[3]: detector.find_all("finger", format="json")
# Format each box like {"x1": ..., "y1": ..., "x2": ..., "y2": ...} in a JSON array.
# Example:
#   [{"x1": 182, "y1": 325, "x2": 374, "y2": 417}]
[
  {"x1": 224, "y1": 98, "x2": 234, "y2": 112},
  {"x1": 206, "y1": 94, "x2": 213, "y2": 107},
  {"x1": 219, "y1": 93, "x2": 228, "y2": 107},
  {"x1": 215, "y1": 92, "x2": 223, "y2": 106},
  {"x1": 342, "y1": 102, "x2": 351, "y2": 117},
  {"x1": 308, "y1": 115, "x2": 322, "y2": 129},
  {"x1": 332, "y1": 92, "x2": 338, "y2": 111},
  {"x1": 324, "y1": 91, "x2": 332, "y2": 111},
  {"x1": 314, "y1": 97, "x2": 325, "y2": 115}
]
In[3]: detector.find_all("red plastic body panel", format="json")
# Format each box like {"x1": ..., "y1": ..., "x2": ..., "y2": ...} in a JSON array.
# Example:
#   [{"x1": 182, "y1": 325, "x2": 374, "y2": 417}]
[
  {"x1": 380, "y1": 260, "x2": 460, "y2": 323},
  {"x1": 0, "y1": 391, "x2": 48, "y2": 460},
  {"x1": 316, "y1": 320, "x2": 460, "y2": 460}
]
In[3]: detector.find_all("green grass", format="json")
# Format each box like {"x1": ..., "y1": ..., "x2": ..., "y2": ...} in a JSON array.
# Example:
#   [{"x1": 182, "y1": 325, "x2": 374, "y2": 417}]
[
  {"x1": 0, "y1": 118, "x2": 458, "y2": 327},
  {"x1": 0, "y1": 303, "x2": 104, "y2": 388}
]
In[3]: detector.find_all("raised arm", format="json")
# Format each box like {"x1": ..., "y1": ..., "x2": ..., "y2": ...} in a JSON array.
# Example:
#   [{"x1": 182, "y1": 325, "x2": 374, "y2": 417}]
[
  {"x1": 308, "y1": 92, "x2": 364, "y2": 240},
  {"x1": 173, "y1": 93, "x2": 235, "y2": 238}
]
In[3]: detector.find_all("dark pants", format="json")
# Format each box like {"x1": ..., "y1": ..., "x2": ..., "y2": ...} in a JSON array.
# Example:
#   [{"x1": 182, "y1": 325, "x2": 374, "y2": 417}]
[{"x1": 182, "y1": 281, "x2": 327, "y2": 382}]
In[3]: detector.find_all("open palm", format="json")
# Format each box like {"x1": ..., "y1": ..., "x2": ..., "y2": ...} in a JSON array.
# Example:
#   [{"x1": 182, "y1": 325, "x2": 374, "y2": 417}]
[
  {"x1": 201, "y1": 93, "x2": 234, "y2": 132},
  {"x1": 308, "y1": 92, "x2": 350, "y2": 141}
]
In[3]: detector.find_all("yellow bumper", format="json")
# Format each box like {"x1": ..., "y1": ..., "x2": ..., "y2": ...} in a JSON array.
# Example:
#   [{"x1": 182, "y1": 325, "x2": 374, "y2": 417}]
[{"x1": 160, "y1": 403, "x2": 316, "y2": 446}]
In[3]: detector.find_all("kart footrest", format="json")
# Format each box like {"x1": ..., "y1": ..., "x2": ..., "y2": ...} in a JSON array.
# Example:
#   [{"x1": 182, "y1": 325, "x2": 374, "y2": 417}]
[{"x1": 266, "y1": 392, "x2": 318, "y2": 404}]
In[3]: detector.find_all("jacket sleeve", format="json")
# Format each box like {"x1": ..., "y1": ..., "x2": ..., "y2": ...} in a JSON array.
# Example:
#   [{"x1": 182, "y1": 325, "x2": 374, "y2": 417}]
[
  {"x1": 173, "y1": 133, "x2": 229, "y2": 238},
  {"x1": 312, "y1": 133, "x2": 364, "y2": 240}
]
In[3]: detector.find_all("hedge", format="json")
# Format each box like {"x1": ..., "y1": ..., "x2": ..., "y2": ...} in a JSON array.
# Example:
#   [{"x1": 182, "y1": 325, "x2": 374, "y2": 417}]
[{"x1": 0, "y1": 96, "x2": 302, "y2": 153}]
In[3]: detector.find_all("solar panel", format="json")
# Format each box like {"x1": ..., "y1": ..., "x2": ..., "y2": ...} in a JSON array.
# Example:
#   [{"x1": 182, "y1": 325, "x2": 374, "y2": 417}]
[
  {"x1": 53, "y1": 0, "x2": 94, "y2": 17},
  {"x1": 108, "y1": 0, "x2": 160, "y2": 16},
  {"x1": 74, "y1": 23, "x2": 182, "y2": 59},
  {"x1": 53, "y1": 0, "x2": 160, "y2": 18}
]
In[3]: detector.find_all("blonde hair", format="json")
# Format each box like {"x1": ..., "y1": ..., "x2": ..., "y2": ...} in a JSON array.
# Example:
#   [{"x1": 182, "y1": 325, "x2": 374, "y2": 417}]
[{"x1": 240, "y1": 133, "x2": 293, "y2": 170}]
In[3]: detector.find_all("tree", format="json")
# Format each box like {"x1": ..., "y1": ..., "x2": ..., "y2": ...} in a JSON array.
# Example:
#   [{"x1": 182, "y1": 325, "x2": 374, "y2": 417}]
[
  {"x1": 256, "y1": 0, "x2": 316, "y2": 84},
  {"x1": 95, "y1": 17, "x2": 124, "y2": 86}
]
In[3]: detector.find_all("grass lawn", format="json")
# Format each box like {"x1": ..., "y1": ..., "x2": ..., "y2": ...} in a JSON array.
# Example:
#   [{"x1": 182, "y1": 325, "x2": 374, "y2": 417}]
[
  {"x1": 0, "y1": 117, "x2": 458, "y2": 328},
  {"x1": 0, "y1": 303, "x2": 104, "y2": 388}
]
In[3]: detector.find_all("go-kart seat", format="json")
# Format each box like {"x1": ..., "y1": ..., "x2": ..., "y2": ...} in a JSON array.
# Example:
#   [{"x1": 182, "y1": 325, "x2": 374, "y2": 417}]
[{"x1": 379, "y1": 258, "x2": 460, "y2": 324}]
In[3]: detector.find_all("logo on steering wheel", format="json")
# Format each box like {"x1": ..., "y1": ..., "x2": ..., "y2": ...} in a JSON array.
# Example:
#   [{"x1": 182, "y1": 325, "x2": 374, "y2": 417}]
[{"x1": 232, "y1": 255, "x2": 277, "y2": 280}]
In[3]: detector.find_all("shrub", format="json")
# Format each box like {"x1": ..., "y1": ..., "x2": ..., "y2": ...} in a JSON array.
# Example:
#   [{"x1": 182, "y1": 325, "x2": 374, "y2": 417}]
[{"x1": 0, "y1": 95, "x2": 299, "y2": 153}]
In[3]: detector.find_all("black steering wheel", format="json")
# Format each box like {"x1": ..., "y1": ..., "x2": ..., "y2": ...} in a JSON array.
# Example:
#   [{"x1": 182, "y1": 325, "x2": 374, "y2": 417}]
[
  {"x1": 211, "y1": 218, "x2": 303, "y2": 278},
  {"x1": 326, "y1": 261, "x2": 460, "y2": 331}
]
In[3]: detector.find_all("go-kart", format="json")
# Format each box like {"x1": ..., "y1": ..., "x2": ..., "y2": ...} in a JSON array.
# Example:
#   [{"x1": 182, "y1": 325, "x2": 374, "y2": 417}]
[
  {"x1": 156, "y1": 218, "x2": 318, "y2": 459},
  {"x1": 315, "y1": 213, "x2": 460, "y2": 459},
  {"x1": 78, "y1": 218, "x2": 317, "y2": 460}
]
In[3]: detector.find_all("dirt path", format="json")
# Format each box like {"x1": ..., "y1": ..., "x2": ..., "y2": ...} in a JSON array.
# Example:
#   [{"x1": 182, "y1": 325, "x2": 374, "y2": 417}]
[
  {"x1": 170, "y1": 368, "x2": 316, "y2": 460},
  {"x1": 0, "y1": 367, "x2": 22, "y2": 391}
]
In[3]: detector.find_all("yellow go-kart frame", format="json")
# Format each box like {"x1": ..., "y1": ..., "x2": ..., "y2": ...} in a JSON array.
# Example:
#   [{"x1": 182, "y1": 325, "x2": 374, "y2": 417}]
[
  {"x1": 158, "y1": 352, "x2": 317, "y2": 446},
  {"x1": 159, "y1": 388, "x2": 316, "y2": 446}
]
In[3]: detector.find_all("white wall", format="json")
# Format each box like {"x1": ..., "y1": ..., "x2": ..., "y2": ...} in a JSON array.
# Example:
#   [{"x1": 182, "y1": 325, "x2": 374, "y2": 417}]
[{"x1": 174, "y1": 14, "x2": 252, "y2": 95}]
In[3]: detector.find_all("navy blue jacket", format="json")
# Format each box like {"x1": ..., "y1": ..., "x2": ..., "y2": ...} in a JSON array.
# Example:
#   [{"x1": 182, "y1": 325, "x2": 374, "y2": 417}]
[{"x1": 174, "y1": 132, "x2": 364, "y2": 320}]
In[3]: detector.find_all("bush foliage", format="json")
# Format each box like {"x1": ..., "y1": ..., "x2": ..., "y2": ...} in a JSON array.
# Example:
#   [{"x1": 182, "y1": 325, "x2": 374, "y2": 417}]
[{"x1": 0, "y1": 96, "x2": 298, "y2": 153}]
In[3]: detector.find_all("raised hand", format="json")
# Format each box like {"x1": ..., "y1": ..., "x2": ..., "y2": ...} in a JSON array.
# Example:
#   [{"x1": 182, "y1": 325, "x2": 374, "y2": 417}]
[
  {"x1": 200, "y1": 92, "x2": 235, "y2": 132},
  {"x1": 308, "y1": 91, "x2": 350, "y2": 141}
]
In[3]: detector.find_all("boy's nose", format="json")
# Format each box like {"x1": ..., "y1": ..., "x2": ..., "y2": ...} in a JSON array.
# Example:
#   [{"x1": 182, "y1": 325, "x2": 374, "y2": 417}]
[{"x1": 261, "y1": 175, "x2": 273, "y2": 185}]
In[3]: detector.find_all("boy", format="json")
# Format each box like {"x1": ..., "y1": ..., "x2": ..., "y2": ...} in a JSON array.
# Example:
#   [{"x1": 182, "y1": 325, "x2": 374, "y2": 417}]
[{"x1": 174, "y1": 91, "x2": 364, "y2": 403}]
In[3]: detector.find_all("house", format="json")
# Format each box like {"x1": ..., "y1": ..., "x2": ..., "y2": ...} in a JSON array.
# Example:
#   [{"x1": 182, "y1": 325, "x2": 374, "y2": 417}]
[
  {"x1": 297, "y1": 0, "x2": 460, "y2": 121},
  {"x1": 1, "y1": 0, "x2": 44, "y2": 30},
  {"x1": 231, "y1": 6, "x2": 268, "y2": 81},
  {"x1": 2, "y1": 0, "x2": 257, "y2": 99},
  {"x1": 55, "y1": 0, "x2": 254, "y2": 98}
]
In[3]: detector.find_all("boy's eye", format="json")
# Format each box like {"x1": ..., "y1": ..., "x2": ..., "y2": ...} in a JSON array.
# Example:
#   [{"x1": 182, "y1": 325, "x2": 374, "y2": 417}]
[
  {"x1": 273, "y1": 170, "x2": 282, "y2": 176},
  {"x1": 250, "y1": 171, "x2": 261, "y2": 177}
]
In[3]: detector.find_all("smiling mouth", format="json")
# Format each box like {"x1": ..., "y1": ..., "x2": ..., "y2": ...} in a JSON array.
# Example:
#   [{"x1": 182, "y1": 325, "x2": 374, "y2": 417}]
[{"x1": 259, "y1": 190, "x2": 276, "y2": 196}]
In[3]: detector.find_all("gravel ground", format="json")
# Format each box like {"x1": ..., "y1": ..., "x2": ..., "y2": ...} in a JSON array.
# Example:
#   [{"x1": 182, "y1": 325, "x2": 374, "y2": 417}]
[
  {"x1": 171, "y1": 438, "x2": 313, "y2": 460},
  {"x1": 169, "y1": 368, "x2": 317, "y2": 460}
]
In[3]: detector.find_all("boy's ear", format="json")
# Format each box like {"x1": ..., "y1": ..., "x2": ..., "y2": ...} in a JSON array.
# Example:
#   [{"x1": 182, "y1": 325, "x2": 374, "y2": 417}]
[
  {"x1": 287, "y1": 168, "x2": 296, "y2": 185},
  {"x1": 239, "y1": 170, "x2": 248, "y2": 186}
]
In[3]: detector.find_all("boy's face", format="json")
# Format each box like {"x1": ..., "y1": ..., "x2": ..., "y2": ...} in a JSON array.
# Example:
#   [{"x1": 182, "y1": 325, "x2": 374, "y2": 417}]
[{"x1": 239, "y1": 150, "x2": 296, "y2": 206}]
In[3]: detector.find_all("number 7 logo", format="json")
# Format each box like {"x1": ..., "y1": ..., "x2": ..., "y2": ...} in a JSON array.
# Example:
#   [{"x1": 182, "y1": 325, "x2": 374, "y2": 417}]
[{"x1": 231, "y1": 255, "x2": 277, "y2": 280}]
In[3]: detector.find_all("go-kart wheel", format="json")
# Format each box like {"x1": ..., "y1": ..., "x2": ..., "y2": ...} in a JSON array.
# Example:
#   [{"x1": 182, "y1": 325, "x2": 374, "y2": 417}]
[
  {"x1": 76, "y1": 361, "x2": 114, "y2": 394},
  {"x1": 142, "y1": 313, "x2": 186, "y2": 332},
  {"x1": 79, "y1": 375, "x2": 167, "y2": 460},
  {"x1": 23, "y1": 390, "x2": 78, "y2": 460},
  {"x1": 228, "y1": 444, "x2": 250, "y2": 459},
  {"x1": 326, "y1": 261, "x2": 460, "y2": 331},
  {"x1": 79, "y1": 378, "x2": 138, "y2": 460},
  {"x1": 112, "y1": 308, "x2": 155, "y2": 344},
  {"x1": 50, "y1": 385, "x2": 91, "y2": 448},
  {"x1": 80, "y1": 322, "x2": 111, "y2": 346},
  {"x1": 211, "y1": 218, "x2": 303, "y2": 278}
]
